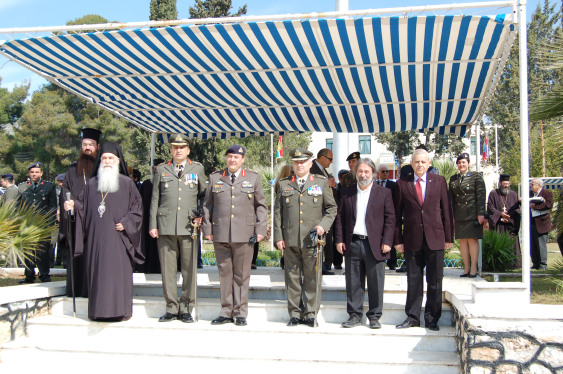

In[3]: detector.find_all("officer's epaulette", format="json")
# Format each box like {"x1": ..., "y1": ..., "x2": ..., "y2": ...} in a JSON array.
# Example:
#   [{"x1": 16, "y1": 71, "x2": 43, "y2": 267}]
[
  {"x1": 42, "y1": 180, "x2": 54, "y2": 185},
  {"x1": 315, "y1": 174, "x2": 328, "y2": 180},
  {"x1": 211, "y1": 169, "x2": 224, "y2": 175},
  {"x1": 280, "y1": 176, "x2": 293, "y2": 181},
  {"x1": 191, "y1": 160, "x2": 203, "y2": 166},
  {"x1": 244, "y1": 168, "x2": 258, "y2": 174},
  {"x1": 450, "y1": 174, "x2": 460, "y2": 181}
]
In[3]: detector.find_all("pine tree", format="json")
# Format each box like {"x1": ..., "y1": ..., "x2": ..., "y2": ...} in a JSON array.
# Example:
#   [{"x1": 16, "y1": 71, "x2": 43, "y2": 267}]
[{"x1": 150, "y1": 0, "x2": 178, "y2": 21}]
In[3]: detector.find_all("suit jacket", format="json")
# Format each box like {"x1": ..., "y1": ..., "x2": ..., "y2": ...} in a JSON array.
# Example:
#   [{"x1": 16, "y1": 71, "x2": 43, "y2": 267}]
[
  {"x1": 273, "y1": 174, "x2": 337, "y2": 248},
  {"x1": 334, "y1": 183, "x2": 395, "y2": 260},
  {"x1": 203, "y1": 168, "x2": 267, "y2": 243},
  {"x1": 530, "y1": 188, "x2": 554, "y2": 234},
  {"x1": 379, "y1": 179, "x2": 396, "y2": 193},
  {"x1": 149, "y1": 159, "x2": 207, "y2": 236},
  {"x1": 394, "y1": 173, "x2": 453, "y2": 251}
]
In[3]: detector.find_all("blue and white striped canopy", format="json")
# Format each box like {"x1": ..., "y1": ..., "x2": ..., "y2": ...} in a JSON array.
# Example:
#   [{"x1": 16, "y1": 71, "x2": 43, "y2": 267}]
[{"x1": 0, "y1": 14, "x2": 516, "y2": 138}]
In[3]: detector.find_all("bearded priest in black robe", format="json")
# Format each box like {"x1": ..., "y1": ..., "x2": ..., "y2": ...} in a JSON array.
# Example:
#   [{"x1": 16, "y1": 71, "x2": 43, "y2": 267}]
[
  {"x1": 65, "y1": 142, "x2": 144, "y2": 321},
  {"x1": 487, "y1": 174, "x2": 521, "y2": 268},
  {"x1": 61, "y1": 128, "x2": 102, "y2": 297}
]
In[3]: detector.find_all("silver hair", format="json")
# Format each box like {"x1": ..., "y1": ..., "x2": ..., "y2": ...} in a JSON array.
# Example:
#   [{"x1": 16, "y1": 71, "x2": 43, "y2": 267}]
[
  {"x1": 532, "y1": 178, "x2": 543, "y2": 187},
  {"x1": 355, "y1": 158, "x2": 377, "y2": 174},
  {"x1": 412, "y1": 148, "x2": 430, "y2": 161}
]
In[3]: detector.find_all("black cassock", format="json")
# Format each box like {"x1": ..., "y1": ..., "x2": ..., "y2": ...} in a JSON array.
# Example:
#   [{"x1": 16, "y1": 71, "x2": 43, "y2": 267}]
[
  {"x1": 487, "y1": 188, "x2": 521, "y2": 267},
  {"x1": 75, "y1": 175, "x2": 144, "y2": 320},
  {"x1": 61, "y1": 163, "x2": 91, "y2": 297}
]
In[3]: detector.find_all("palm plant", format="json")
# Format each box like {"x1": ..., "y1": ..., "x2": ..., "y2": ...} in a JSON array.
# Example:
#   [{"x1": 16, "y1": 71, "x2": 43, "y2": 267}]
[
  {"x1": 481, "y1": 229, "x2": 518, "y2": 272},
  {"x1": 431, "y1": 158, "x2": 458, "y2": 182},
  {"x1": 0, "y1": 201, "x2": 54, "y2": 267}
]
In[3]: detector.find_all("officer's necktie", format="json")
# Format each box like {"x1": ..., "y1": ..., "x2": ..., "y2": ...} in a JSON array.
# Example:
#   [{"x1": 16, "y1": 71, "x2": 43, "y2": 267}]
[
  {"x1": 231, "y1": 173, "x2": 236, "y2": 184},
  {"x1": 177, "y1": 164, "x2": 184, "y2": 178},
  {"x1": 416, "y1": 178, "x2": 423, "y2": 205}
]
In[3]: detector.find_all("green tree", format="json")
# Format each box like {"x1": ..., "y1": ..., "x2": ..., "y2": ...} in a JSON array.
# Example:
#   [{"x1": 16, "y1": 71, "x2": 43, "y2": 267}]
[
  {"x1": 484, "y1": 0, "x2": 561, "y2": 178},
  {"x1": 188, "y1": 0, "x2": 247, "y2": 18},
  {"x1": 0, "y1": 81, "x2": 28, "y2": 126},
  {"x1": 374, "y1": 130, "x2": 420, "y2": 164},
  {"x1": 425, "y1": 132, "x2": 466, "y2": 158},
  {"x1": 150, "y1": 0, "x2": 178, "y2": 21}
]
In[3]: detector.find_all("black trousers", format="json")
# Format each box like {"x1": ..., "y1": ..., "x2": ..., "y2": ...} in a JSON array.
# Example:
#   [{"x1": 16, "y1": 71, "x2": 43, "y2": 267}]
[
  {"x1": 388, "y1": 248, "x2": 397, "y2": 268},
  {"x1": 530, "y1": 220, "x2": 548, "y2": 268},
  {"x1": 345, "y1": 238, "x2": 385, "y2": 321},
  {"x1": 404, "y1": 239, "x2": 444, "y2": 325},
  {"x1": 23, "y1": 240, "x2": 50, "y2": 281}
]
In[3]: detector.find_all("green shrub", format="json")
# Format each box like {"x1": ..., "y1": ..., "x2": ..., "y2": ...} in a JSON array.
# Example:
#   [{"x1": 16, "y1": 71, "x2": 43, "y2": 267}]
[{"x1": 482, "y1": 229, "x2": 517, "y2": 272}]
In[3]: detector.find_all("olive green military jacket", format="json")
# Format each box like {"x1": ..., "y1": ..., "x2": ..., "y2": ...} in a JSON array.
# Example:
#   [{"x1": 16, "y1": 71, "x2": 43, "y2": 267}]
[
  {"x1": 149, "y1": 159, "x2": 207, "y2": 236},
  {"x1": 273, "y1": 174, "x2": 337, "y2": 248},
  {"x1": 202, "y1": 168, "x2": 267, "y2": 243},
  {"x1": 17, "y1": 179, "x2": 57, "y2": 223},
  {"x1": 0, "y1": 185, "x2": 19, "y2": 205},
  {"x1": 449, "y1": 172, "x2": 486, "y2": 222}
]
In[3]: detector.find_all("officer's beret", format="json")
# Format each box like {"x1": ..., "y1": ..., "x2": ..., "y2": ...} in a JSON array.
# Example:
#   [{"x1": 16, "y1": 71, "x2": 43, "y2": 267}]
[
  {"x1": 346, "y1": 152, "x2": 360, "y2": 161},
  {"x1": 337, "y1": 169, "x2": 349, "y2": 178},
  {"x1": 456, "y1": 152, "x2": 470, "y2": 163},
  {"x1": 290, "y1": 148, "x2": 313, "y2": 161},
  {"x1": 225, "y1": 144, "x2": 246, "y2": 156},
  {"x1": 56, "y1": 173, "x2": 65, "y2": 181},
  {"x1": 499, "y1": 174, "x2": 511, "y2": 182},
  {"x1": 169, "y1": 133, "x2": 190, "y2": 146},
  {"x1": 28, "y1": 162, "x2": 42, "y2": 170},
  {"x1": 81, "y1": 128, "x2": 102, "y2": 143}
]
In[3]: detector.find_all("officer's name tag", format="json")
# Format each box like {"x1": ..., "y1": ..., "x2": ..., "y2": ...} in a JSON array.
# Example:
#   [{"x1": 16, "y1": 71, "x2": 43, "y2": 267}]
[
  {"x1": 308, "y1": 185, "x2": 322, "y2": 196},
  {"x1": 242, "y1": 181, "x2": 253, "y2": 188}
]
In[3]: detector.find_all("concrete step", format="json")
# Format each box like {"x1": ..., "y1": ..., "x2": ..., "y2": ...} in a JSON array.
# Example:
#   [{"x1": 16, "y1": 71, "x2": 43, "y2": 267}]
[
  {"x1": 51, "y1": 293, "x2": 454, "y2": 326},
  {"x1": 1, "y1": 316, "x2": 460, "y2": 373}
]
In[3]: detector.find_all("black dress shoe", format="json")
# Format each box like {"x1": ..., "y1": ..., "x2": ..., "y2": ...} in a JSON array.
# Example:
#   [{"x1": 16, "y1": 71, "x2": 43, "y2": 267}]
[
  {"x1": 18, "y1": 278, "x2": 35, "y2": 284},
  {"x1": 396, "y1": 320, "x2": 419, "y2": 329},
  {"x1": 39, "y1": 276, "x2": 51, "y2": 283},
  {"x1": 341, "y1": 316, "x2": 361, "y2": 328},
  {"x1": 395, "y1": 267, "x2": 407, "y2": 273},
  {"x1": 287, "y1": 317, "x2": 300, "y2": 326},
  {"x1": 251, "y1": 265, "x2": 257, "y2": 270},
  {"x1": 426, "y1": 322, "x2": 440, "y2": 331},
  {"x1": 460, "y1": 273, "x2": 469, "y2": 277},
  {"x1": 303, "y1": 318, "x2": 315, "y2": 327},
  {"x1": 211, "y1": 316, "x2": 234, "y2": 325},
  {"x1": 158, "y1": 312, "x2": 178, "y2": 322},
  {"x1": 334, "y1": 265, "x2": 343, "y2": 270},
  {"x1": 369, "y1": 319, "x2": 382, "y2": 329},
  {"x1": 388, "y1": 266, "x2": 396, "y2": 270},
  {"x1": 235, "y1": 317, "x2": 247, "y2": 326},
  {"x1": 322, "y1": 269, "x2": 334, "y2": 275},
  {"x1": 468, "y1": 273, "x2": 477, "y2": 278},
  {"x1": 179, "y1": 313, "x2": 194, "y2": 323}
]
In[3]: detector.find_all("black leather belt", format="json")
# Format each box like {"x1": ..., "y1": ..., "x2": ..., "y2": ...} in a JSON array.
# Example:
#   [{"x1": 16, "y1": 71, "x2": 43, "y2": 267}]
[{"x1": 352, "y1": 234, "x2": 368, "y2": 240}]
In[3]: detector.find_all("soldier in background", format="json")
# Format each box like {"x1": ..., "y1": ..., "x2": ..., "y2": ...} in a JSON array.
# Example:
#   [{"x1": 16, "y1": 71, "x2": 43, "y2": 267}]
[
  {"x1": 203, "y1": 145, "x2": 268, "y2": 327},
  {"x1": 149, "y1": 134, "x2": 207, "y2": 323},
  {"x1": 16, "y1": 162, "x2": 57, "y2": 283},
  {"x1": 1, "y1": 173, "x2": 19, "y2": 206},
  {"x1": 274, "y1": 148, "x2": 337, "y2": 327}
]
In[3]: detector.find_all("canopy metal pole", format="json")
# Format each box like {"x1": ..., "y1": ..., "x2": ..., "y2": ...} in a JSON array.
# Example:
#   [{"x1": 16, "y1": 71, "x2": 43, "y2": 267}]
[
  {"x1": 495, "y1": 124, "x2": 499, "y2": 175},
  {"x1": 270, "y1": 133, "x2": 274, "y2": 251},
  {"x1": 150, "y1": 133, "x2": 156, "y2": 179},
  {"x1": 518, "y1": 0, "x2": 531, "y2": 300}
]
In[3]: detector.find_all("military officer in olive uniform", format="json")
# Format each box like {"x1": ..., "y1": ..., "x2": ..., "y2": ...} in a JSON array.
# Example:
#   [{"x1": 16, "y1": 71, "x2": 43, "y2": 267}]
[
  {"x1": 17, "y1": 162, "x2": 57, "y2": 283},
  {"x1": 203, "y1": 145, "x2": 267, "y2": 327},
  {"x1": 149, "y1": 134, "x2": 207, "y2": 323},
  {"x1": 274, "y1": 148, "x2": 337, "y2": 327}
]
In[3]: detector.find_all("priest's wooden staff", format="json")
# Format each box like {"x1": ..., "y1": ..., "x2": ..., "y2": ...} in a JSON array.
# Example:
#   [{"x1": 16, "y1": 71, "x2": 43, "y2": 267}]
[{"x1": 65, "y1": 192, "x2": 77, "y2": 317}]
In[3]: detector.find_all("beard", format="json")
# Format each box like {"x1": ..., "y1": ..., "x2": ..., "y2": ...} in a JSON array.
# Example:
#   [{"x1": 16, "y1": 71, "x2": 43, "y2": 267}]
[
  {"x1": 358, "y1": 176, "x2": 373, "y2": 187},
  {"x1": 77, "y1": 151, "x2": 97, "y2": 177},
  {"x1": 500, "y1": 187, "x2": 510, "y2": 196},
  {"x1": 97, "y1": 163, "x2": 120, "y2": 193}
]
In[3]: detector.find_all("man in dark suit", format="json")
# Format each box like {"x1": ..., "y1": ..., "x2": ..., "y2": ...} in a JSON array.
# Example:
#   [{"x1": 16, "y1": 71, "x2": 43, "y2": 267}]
[
  {"x1": 310, "y1": 148, "x2": 339, "y2": 273},
  {"x1": 529, "y1": 178, "x2": 554, "y2": 270},
  {"x1": 393, "y1": 149, "x2": 453, "y2": 331},
  {"x1": 334, "y1": 158, "x2": 395, "y2": 329},
  {"x1": 377, "y1": 164, "x2": 397, "y2": 270}
]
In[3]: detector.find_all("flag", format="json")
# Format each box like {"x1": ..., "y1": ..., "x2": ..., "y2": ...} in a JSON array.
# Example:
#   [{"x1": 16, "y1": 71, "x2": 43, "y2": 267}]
[
  {"x1": 276, "y1": 136, "x2": 283, "y2": 159},
  {"x1": 482, "y1": 133, "x2": 489, "y2": 161}
]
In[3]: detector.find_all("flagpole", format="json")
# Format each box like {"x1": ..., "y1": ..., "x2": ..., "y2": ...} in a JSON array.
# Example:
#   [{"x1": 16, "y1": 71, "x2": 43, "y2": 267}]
[{"x1": 270, "y1": 133, "x2": 274, "y2": 251}]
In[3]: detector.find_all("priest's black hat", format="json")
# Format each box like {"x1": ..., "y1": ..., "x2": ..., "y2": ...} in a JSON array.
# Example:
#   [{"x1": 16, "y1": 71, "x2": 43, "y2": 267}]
[
  {"x1": 81, "y1": 128, "x2": 102, "y2": 143},
  {"x1": 499, "y1": 174, "x2": 510, "y2": 182},
  {"x1": 92, "y1": 142, "x2": 130, "y2": 177}
]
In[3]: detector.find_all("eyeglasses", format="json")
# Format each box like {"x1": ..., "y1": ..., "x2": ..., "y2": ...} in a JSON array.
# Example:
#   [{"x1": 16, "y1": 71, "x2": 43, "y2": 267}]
[
  {"x1": 380, "y1": 170, "x2": 389, "y2": 173},
  {"x1": 324, "y1": 156, "x2": 333, "y2": 161}
]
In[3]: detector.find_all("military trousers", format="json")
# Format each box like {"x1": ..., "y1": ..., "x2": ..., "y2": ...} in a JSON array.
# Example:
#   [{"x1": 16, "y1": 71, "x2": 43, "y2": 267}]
[
  {"x1": 284, "y1": 246, "x2": 320, "y2": 320},
  {"x1": 158, "y1": 235, "x2": 197, "y2": 314},
  {"x1": 23, "y1": 240, "x2": 50, "y2": 281},
  {"x1": 214, "y1": 242, "x2": 253, "y2": 318}
]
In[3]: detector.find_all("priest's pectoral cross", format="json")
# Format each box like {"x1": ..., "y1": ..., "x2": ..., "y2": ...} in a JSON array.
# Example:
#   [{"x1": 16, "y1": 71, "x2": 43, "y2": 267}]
[{"x1": 502, "y1": 207, "x2": 507, "y2": 213}]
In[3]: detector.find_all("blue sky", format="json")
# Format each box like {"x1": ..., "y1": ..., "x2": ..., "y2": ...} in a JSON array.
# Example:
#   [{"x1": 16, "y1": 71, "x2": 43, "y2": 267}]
[{"x1": 0, "y1": 0, "x2": 553, "y2": 93}]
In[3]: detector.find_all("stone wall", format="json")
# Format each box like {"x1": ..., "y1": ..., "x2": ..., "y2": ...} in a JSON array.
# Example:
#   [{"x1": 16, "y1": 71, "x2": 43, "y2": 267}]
[
  {"x1": 454, "y1": 309, "x2": 563, "y2": 373},
  {"x1": 0, "y1": 298, "x2": 50, "y2": 343}
]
